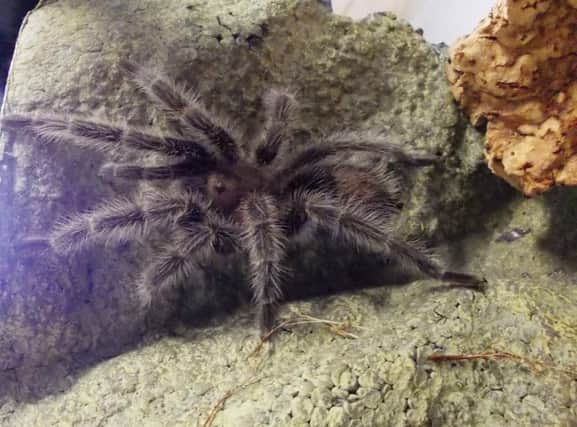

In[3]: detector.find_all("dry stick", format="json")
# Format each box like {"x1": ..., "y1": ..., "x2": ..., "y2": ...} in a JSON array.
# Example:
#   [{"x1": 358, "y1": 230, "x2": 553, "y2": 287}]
[
  {"x1": 202, "y1": 313, "x2": 361, "y2": 424},
  {"x1": 428, "y1": 351, "x2": 577, "y2": 378},
  {"x1": 249, "y1": 314, "x2": 362, "y2": 358},
  {"x1": 288, "y1": 309, "x2": 366, "y2": 338},
  {"x1": 203, "y1": 312, "x2": 364, "y2": 425},
  {"x1": 200, "y1": 375, "x2": 261, "y2": 427},
  {"x1": 249, "y1": 319, "x2": 328, "y2": 358}
]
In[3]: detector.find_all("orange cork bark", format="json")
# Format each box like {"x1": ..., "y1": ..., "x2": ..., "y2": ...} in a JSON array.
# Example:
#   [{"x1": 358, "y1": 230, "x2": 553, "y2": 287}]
[{"x1": 447, "y1": 0, "x2": 577, "y2": 196}]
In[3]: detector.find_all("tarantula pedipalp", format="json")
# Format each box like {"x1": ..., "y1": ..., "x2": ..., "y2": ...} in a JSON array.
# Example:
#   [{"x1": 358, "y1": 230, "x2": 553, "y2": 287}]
[{"x1": 0, "y1": 60, "x2": 485, "y2": 334}]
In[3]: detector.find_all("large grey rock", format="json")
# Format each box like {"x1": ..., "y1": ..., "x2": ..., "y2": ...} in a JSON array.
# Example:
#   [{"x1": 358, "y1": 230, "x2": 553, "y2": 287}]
[
  {"x1": 3, "y1": 205, "x2": 577, "y2": 426},
  {"x1": 0, "y1": 0, "x2": 576, "y2": 425}
]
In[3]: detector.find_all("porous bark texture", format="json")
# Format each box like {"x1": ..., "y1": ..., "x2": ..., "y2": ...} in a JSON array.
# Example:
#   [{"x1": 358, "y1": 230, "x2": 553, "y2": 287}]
[
  {"x1": 448, "y1": 0, "x2": 577, "y2": 196},
  {"x1": 1, "y1": 0, "x2": 576, "y2": 426}
]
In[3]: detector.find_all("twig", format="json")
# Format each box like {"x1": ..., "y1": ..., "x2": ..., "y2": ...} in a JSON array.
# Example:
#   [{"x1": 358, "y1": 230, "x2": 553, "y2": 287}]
[
  {"x1": 289, "y1": 308, "x2": 366, "y2": 338},
  {"x1": 248, "y1": 319, "x2": 327, "y2": 358},
  {"x1": 248, "y1": 312, "x2": 362, "y2": 358},
  {"x1": 200, "y1": 375, "x2": 261, "y2": 427}
]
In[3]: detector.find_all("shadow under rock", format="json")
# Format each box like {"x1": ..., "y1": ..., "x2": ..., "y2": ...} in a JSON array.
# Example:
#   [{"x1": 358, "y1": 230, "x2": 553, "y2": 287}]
[
  {"x1": 440, "y1": 167, "x2": 517, "y2": 273},
  {"x1": 438, "y1": 166, "x2": 516, "y2": 243},
  {"x1": 0, "y1": 339, "x2": 145, "y2": 409},
  {"x1": 0, "y1": 234, "x2": 480, "y2": 406},
  {"x1": 0, "y1": 245, "x2": 146, "y2": 405},
  {"x1": 537, "y1": 186, "x2": 577, "y2": 273},
  {"x1": 176, "y1": 233, "x2": 476, "y2": 329}
]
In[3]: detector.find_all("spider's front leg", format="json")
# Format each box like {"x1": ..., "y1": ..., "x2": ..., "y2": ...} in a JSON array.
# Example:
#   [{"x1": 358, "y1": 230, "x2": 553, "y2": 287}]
[
  {"x1": 0, "y1": 113, "x2": 212, "y2": 158},
  {"x1": 49, "y1": 189, "x2": 200, "y2": 254},
  {"x1": 240, "y1": 193, "x2": 288, "y2": 335},
  {"x1": 119, "y1": 60, "x2": 239, "y2": 164},
  {"x1": 253, "y1": 88, "x2": 298, "y2": 166},
  {"x1": 275, "y1": 130, "x2": 440, "y2": 184}
]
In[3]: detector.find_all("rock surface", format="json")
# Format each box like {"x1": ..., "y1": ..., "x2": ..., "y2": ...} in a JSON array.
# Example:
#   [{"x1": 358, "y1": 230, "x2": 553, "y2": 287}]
[
  {"x1": 448, "y1": 0, "x2": 577, "y2": 196},
  {"x1": 1, "y1": 0, "x2": 576, "y2": 426},
  {"x1": 3, "y1": 196, "x2": 577, "y2": 426}
]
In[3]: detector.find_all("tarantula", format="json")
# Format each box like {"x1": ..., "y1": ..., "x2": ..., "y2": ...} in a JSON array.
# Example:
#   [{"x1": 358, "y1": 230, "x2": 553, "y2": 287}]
[{"x1": 0, "y1": 61, "x2": 485, "y2": 334}]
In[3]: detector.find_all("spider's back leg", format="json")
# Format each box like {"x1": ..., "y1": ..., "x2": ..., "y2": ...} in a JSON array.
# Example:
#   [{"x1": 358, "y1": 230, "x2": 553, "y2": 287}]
[
  {"x1": 333, "y1": 163, "x2": 403, "y2": 218},
  {"x1": 137, "y1": 205, "x2": 239, "y2": 323},
  {"x1": 288, "y1": 189, "x2": 486, "y2": 288},
  {"x1": 276, "y1": 130, "x2": 439, "y2": 181}
]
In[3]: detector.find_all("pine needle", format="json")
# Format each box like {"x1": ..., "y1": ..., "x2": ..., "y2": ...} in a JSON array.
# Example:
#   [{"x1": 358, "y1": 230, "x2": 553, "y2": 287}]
[
  {"x1": 248, "y1": 310, "x2": 363, "y2": 358},
  {"x1": 200, "y1": 375, "x2": 261, "y2": 427},
  {"x1": 428, "y1": 350, "x2": 577, "y2": 378}
]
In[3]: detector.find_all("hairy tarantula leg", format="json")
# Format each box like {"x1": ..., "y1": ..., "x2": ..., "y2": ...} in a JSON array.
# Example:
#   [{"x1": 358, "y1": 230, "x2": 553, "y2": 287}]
[
  {"x1": 137, "y1": 232, "x2": 209, "y2": 318},
  {"x1": 281, "y1": 163, "x2": 403, "y2": 219},
  {"x1": 119, "y1": 60, "x2": 239, "y2": 164},
  {"x1": 385, "y1": 238, "x2": 486, "y2": 288},
  {"x1": 333, "y1": 162, "x2": 404, "y2": 215},
  {"x1": 99, "y1": 159, "x2": 213, "y2": 180},
  {"x1": 50, "y1": 197, "x2": 149, "y2": 254},
  {"x1": 326, "y1": 131, "x2": 440, "y2": 166},
  {"x1": 240, "y1": 193, "x2": 288, "y2": 335},
  {"x1": 291, "y1": 191, "x2": 486, "y2": 287},
  {"x1": 0, "y1": 113, "x2": 215, "y2": 159},
  {"x1": 254, "y1": 89, "x2": 298, "y2": 166},
  {"x1": 136, "y1": 250, "x2": 205, "y2": 322},
  {"x1": 278, "y1": 130, "x2": 439, "y2": 178},
  {"x1": 137, "y1": 212, "x2": 240, "y2": 313},
  {"x1": 280, "y1": 165, "x2": 339, "y2": 197},
  {"x1": 50, "y1": 190, "x2": 208, "y2": 254}
]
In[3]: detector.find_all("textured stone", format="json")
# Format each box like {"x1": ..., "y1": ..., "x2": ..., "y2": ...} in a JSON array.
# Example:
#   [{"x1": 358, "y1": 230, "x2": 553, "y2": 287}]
[
  {"x1": 448, "y1": 0, "x2": 577, "y2": 196},
  {"x1": 0, "y1": 0, "x2": 501, "y2": 378},
  {"x1": 360, "y1": 390, "x2": 382, "y2": 410},
  {"x1": 338, "y1": 369, "x2": 358, "y2": 392},
  {"x1": 327, "y1": 406, "x2": 350, "y2": 427},
  {"x1": 0, "y1": 0, "x2": 577, "y2": 426},
  {"x1": 310, "y1": 407, "x2": 329, "y2": 427},
  {"x1": 290, "y1": 397, "x2": 314, "y2": 422},
  {"x1": 311, "y1": 388, "x2": 332, "y2": 409},
  {"x1": 342, "y1": 400, "x2": 364, "y2": 419},
  {"x1": 331, "y1": 386, "x2": 349, "y2": 400},
  {"x1": 357, "y1": 372, "x2": 383, "y2": 390}
]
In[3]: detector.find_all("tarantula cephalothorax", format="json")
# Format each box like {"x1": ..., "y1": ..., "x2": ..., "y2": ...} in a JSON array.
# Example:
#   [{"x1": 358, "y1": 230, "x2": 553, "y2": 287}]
[{"x1": 1, "y1": 61, "x2": 485, "y2": 334}]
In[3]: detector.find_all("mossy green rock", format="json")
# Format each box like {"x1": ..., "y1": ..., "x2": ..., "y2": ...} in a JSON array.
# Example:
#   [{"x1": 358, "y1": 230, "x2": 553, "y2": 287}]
[{"x1": 1, "y1": 0, "x2": 576, "y2": 425}]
